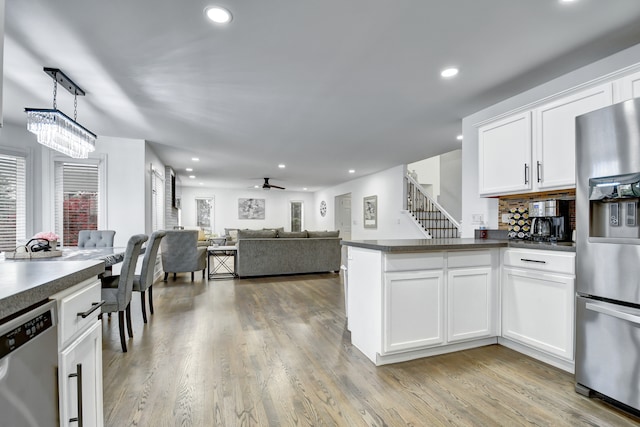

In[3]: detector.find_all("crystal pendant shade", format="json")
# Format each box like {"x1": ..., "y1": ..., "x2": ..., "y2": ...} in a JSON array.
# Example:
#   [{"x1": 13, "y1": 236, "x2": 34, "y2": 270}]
[{"x1": 25, "y1": 108, "x2": 96, "y2": 159}]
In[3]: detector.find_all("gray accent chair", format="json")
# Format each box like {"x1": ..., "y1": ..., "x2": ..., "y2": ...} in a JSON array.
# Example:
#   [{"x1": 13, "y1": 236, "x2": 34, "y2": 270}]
[
  {"x1": 78, "y1": 229, "x2": 116, "y2": 247},
  {"x1": 132, "y1": 231, "x2": 166, "y2": 323},
  {"x1": 161, "y1": 230, "x2": 207, "y2": 281},
  {"x1": 100, "y1": 234, "x2": 148, "y2": 352}
]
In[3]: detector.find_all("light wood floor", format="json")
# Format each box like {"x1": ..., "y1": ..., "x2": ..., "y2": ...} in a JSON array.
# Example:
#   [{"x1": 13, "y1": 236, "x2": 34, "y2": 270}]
[{"x1": 102, "y1": 273, "x2": 639, "y2": 426}]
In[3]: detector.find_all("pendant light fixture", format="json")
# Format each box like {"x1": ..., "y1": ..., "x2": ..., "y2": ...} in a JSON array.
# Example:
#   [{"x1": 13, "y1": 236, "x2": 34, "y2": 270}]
[{"x1": 25, "y1": 67, "x2": 96, "y2": 159}]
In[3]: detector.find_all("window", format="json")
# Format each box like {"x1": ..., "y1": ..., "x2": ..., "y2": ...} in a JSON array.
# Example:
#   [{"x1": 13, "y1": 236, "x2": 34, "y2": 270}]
[
  {"x1": 55, "y1": 162, "x2": 100, "y2": 246},
  {"x1": 290, "y1": 201, "x2": 303, "y2": 232},
  {"x1": 151, "y1": 166, "x2": 164, "y2": 231},
  {"x1": 0, "y1": 153, "x2": 26, "y2": 251}
]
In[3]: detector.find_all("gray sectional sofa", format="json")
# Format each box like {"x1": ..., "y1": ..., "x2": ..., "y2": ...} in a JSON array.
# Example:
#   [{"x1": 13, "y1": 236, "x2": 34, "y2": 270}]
[{"x1": 234, "y1": 229, "x2": 341, "y2": 277}]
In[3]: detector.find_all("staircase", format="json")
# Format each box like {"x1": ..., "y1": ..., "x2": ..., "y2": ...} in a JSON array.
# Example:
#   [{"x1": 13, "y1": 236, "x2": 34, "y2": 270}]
[{"x1": 406, "y1": 174, "x2": 460, "y2": 238}]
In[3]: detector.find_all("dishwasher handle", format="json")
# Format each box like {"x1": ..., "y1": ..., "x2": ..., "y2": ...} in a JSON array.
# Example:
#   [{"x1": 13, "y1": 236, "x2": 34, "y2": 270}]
[{"x1": 586, "y1": 301, "x2": 640, "y2": 325}]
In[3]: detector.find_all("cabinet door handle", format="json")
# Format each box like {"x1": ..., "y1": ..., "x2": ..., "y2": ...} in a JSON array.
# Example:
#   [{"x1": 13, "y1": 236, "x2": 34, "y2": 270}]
[
  {"x1": 524, "y1": 164, "x2": 529, "y2": 185},
  {"x1": 520, "y1": 258, "x2": 546, "y2": 264},
  {"x1": 536, "y1": 161, "x2": 542, "y2": 183},
  {"x1": 77, "y1": 301, "x2": 105, "y2": 318},
  {"x1": 68, "y1": 363, "x2": 83, "y2": 427}
]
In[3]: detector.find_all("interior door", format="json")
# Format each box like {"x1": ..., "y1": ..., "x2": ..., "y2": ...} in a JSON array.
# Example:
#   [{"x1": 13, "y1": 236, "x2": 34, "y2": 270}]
[{"x1": 335, "y1": 193, "x2": 351, "y2": 240}]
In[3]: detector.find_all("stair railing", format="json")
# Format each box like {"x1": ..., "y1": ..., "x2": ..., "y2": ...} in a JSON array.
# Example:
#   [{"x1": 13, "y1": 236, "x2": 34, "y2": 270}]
[{"x1": 405, "y1": 173, "x2": 461, "y2": 238}]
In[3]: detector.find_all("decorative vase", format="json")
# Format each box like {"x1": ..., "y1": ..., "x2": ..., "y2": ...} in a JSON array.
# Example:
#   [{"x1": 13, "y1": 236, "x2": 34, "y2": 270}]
[{"x1": 49, "y1": 240, "x2": 58, "y2": 249}]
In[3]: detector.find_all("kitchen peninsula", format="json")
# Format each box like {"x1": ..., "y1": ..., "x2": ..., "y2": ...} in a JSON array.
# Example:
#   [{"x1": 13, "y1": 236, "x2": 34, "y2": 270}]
[
  {"x1": 342, "y1": 238, "x2": 576, "y2": 371},
  {"x1": 0, "y1": 260, "x2": 106, "y2": 427}
]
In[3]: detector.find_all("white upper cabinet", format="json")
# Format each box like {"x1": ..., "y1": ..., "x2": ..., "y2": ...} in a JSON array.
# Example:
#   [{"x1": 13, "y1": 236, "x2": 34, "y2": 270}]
[
  {"x1": 478, "y1": 83, "x2": 613, "y2": 196},
  {"x1": 478, "y1": 112, "x2": 532, "y2": 196},
  {"x1": 615, "y1": 70, "x2": 640, "y2": 102},
  {"x1": 533, "y1": 83, "x2": 613, "y2": 190}
]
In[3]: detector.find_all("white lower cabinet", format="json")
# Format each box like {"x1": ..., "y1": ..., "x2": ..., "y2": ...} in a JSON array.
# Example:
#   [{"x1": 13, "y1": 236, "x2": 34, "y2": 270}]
[
  {"x1": 53, "y1": 278, "x2": 104, "y2": 427},
  {"x1": 447, "y1": 267, "x2": 493, "y2": 343},
  {"x1": 378, "y1": 250, "x2": 498, "y2": 361},
  {"x1": 501, "y1": 249, "x2": 575, "y2": 365},
  {"x1": 59, "y1": 321, "x2": 104, "y2": 427},
  {"x1": 383, "y1": 270, "x2": 444, "y2": 353}
]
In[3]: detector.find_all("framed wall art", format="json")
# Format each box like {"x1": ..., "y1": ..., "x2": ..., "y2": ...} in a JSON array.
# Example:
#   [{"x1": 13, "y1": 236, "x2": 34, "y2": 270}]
[
  {"x1": 363, "y1": 195, "x2": 377, "y2": 229},
  {"x1": 195, "y1": 197, "x2": 214, "y2": 229},
  {"x1": 238, "y1": 198, "x2": 265, "y2": 219}
]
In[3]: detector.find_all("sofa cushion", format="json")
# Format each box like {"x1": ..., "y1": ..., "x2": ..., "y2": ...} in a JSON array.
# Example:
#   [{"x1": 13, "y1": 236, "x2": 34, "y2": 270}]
[
  {"x1": 307, "y1": 230, "x2": 340, "y2": 238},
  {"x1": 279, "y1": 231, "x2": 308, "y2": 238},
  {"x1": 237, "y1": 229, "x2": 277, "y2": 239},
  {"x1": 263, "y1": 227, "x2": 284, "y2": 235}
]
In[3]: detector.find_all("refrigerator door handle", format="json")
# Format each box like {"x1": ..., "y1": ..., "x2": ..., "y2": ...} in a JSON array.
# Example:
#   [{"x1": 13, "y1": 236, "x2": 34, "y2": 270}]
[{"x1": 586, "y1": 301, "x2": 640, "y2": 325}]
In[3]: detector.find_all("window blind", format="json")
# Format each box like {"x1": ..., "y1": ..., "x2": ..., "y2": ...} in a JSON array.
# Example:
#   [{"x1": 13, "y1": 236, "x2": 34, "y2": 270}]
[
  {"x1": 55, "y1": 162, "x2": 100, "y2": 245},
  {"x1": 0, "y1": 154, "x2": 26, "y2": 251}
]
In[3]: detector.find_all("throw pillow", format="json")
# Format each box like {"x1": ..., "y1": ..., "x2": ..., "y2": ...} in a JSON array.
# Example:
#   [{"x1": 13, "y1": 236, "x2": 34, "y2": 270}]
[
  {"x1": 228, "y1": 229, "x2": 238, "y2": 242},
  {"x1": 279, "y1": 231, "x2": 308, "y2": 238},
  {"x1": 307, "y1": 230, "x2": 340, "y2": 238},
  {"x1": 197, "y1": 229, "x2": 206, "y2": 241}
]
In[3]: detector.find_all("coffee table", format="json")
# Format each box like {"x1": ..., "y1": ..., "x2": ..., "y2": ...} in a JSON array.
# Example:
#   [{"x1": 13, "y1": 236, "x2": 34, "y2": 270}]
[{"x1": 207, "y1": 245, "x2": 237, "y2": 279}]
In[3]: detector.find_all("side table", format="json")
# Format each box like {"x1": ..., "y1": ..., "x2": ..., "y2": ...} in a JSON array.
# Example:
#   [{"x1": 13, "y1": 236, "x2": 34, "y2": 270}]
[{"x1": 207, "y1": 245, "x2": 237, "y2": 279}]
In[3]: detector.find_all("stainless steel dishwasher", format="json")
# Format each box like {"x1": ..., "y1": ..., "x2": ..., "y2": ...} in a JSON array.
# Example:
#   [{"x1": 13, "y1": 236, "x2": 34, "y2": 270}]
[{"x1": 0, "y1": 300, "x2": 58, "y2": 426}]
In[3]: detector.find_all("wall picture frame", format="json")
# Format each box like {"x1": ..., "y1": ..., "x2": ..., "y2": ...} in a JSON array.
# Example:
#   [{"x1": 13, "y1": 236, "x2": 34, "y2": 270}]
[
  {"x1": 195, "y1": 197, "x2": 213, "y2": 229},
  {"x1": 238, "y1": 198, "x2": 265, "y2": 219},
  {"x1": 363, "y1": 195, "x2": 377, "y2": 229}
]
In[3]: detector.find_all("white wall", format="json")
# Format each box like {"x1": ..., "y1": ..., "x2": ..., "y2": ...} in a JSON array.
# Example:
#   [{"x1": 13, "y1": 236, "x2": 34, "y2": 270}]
[
  {"x1": 0, "y1": 122, "x2": 42, "y2": 237},
  {"x1": 314, "y1": 165, "x2": 425, "y2": 240},
  {"x1": 461, "y1": 42, "x2": 640, "y2": 238},
  {"x1": 409, "y1": 156, "x2": 440, "y2": 198},
  {"x1": 179, "y1": 186, "x2": 316, "y2": 236},
  {"x1": 94, "y1": 136, "x2": 146, "y2": 247},
  {"x1": 439, "y1": 149, "x2": 462, "y2": 221},
  {"x1": 144, "y1": 145, "x2": 165, "y2": 234}
]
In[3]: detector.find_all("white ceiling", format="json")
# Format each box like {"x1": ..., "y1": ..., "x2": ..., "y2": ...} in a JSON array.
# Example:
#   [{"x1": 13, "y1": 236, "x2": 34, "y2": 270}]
[{"x1": 5, "y1": 0, "x2": 640, "y2": 191}]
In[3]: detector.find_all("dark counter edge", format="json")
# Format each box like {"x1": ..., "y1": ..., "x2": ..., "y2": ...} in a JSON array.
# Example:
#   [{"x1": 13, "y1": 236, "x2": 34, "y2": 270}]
[
  {"x1": 341, "y1": 238, "x2": 575, "y2": 253},
  {"x1": 0, "y1": 261, "x2": 105, "y2": 319}
]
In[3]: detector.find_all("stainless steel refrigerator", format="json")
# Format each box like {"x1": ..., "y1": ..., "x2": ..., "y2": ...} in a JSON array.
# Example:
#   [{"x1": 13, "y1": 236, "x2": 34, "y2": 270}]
[{"x1": 575, "y1": 97, "x2": 640, "y2": 412}]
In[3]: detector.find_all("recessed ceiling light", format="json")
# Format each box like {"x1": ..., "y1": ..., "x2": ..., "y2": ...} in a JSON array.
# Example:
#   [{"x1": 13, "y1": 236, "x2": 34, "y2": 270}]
[
  {"x1": 199, "y1": 182, "x2": 204, "y2": 185},
  {"x1": 278, "y1": 164, "x2": 286, "y2": 169},
  {"x1": 303, "y1": 187, "x2": 308, "y2": 191},
  {"x1": 456, "y1": 134, "x2": 463, "y2": 141},
  {"x1": 254, "y1": 185, "x2": 260, "y2": 189},
  {"x1": 205, "y1": 6, "x2": 232, "y2": 24},
  {"x1": 441, "y1": 67, "x2": 459, "y2": 78},
  {"x1": 191, "y1": 157, "x2": 200, "y2": 162},
  {"x1": 186, "y1": 168, "x2": 193, "y2": 172},
  {"x1": 189, "y1": 175, "x2": 196, "y2": 179},
  {"x1": 348, "y1": 169, "x2": 355, "y2": 174},
  {"x1": 560, "y1": 0, "x2": 578, "y2": 3}
]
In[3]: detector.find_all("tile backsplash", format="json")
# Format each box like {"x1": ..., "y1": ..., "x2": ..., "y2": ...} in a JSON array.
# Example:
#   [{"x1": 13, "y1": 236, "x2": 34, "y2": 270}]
[{"x1": 497, "y1": 189, "x2": 576, "y2": 232}]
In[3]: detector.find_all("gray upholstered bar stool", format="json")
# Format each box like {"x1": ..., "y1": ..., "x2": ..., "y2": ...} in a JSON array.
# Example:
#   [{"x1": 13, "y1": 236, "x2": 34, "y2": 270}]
[
  {"x1": 100, "y1": 234, "x2": 148, "y2": 352},
  {"x1": 77, "y1": 229, "x2": 116, "y2": 247},
  {"x1": 132, "y1": 230, "x2": 166, "y2": 323}
]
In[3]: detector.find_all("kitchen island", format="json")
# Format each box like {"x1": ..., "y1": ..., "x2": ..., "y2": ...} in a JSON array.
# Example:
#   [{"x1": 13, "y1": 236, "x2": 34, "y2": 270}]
[
  {"x1": 0, "y1": 259, "x2": 106, "y2": 427},
  {"x1": 342, "y1": 238, "x2": 505, "y2": 365},
  {"x1": 0, "y1": 259, "x2": 104, "y2": 318},
  {"x1": 342, "y1": 238, "x2": 577, "y2": 371}
]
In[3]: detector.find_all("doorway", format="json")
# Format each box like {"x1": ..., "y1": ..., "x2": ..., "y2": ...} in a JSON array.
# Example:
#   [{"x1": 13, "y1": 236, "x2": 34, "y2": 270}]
[{"x1": 334, "y1": 193, "x2": 352, "y2": 240}]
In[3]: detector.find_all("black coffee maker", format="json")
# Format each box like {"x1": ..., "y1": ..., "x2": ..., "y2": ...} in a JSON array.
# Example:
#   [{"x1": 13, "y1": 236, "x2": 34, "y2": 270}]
[{"x1": 528, "y1": 199, "x2": 571, "y2": 241}]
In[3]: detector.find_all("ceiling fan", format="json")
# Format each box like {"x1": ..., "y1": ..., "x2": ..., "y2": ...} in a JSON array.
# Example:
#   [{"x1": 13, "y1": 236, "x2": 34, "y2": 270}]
[{"x1": 262, "y1": 177, "x2": 285, "y2": 190}]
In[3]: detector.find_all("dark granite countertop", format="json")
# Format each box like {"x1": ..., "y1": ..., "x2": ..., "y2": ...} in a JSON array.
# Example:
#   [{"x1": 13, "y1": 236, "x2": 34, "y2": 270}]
[
  {"x1": 341, "y1": 238, "x2": 575, "y2": 253},
  {"x1": 0, "y1": 260, "x2": 105, "y2": 319}
]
